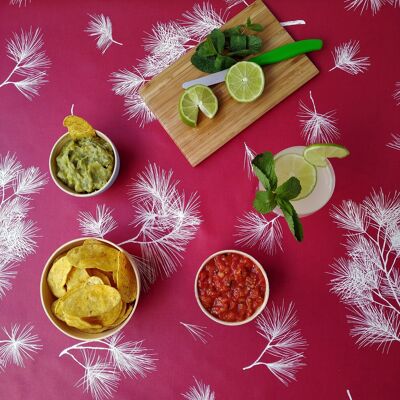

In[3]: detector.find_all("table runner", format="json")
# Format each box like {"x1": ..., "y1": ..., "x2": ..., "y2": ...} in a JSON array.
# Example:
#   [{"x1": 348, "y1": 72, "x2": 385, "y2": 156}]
[{"x1": 0, "y1": 1, "x2": 399, "y2": 399}]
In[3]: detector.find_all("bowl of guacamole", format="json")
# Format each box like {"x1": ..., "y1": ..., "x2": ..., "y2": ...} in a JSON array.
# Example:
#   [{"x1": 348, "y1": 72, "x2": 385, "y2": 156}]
[{"x1": 50, "y1": 130, "x2": 120, "y2": 197}]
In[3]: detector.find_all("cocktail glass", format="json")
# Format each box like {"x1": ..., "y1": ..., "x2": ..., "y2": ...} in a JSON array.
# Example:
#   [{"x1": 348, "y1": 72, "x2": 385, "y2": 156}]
[{"x1": 259, "y1": 146, "x2": 335, "y2": 217}]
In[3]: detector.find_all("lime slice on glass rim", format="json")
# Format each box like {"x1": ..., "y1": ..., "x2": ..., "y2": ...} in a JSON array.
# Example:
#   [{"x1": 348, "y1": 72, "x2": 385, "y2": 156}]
[
  {"x1": 179, "y1": 84, "x2": 218, "y2": 127},
  {"x1": 303, "y1": 143, "x2": 350, "y2": 167},
  {"x1": 225, "y1": 61, "x2": 265, "y2": 103},
  {"x1": 275, "y1": 153, "x2": 317, "y2": 201}
]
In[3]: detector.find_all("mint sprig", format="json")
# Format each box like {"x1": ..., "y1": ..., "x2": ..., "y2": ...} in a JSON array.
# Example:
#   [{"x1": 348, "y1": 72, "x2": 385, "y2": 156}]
[
  {"x1": 191, "y1": 18, "x2": 263, "y2": 73},
  {"x1": 251, "y1": 152, "x2": 304, "y2": 242}
]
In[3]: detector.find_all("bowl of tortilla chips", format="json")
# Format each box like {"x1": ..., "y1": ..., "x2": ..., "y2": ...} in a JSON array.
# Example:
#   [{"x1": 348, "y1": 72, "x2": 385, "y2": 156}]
[{"x1": 40, "y1": 238, "x2": 140, "y2": 340}]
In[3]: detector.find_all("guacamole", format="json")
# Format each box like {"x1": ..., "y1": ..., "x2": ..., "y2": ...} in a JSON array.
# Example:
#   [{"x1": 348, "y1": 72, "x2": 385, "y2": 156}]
[{"x1": 56, "y1": 136, "x2": 114, "y2": 193}]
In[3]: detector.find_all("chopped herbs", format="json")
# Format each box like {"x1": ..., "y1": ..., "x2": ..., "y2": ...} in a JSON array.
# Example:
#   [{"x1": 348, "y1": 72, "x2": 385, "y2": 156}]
[{"x1": 191, "y1": 18, "x2": 264, "y2": 73}]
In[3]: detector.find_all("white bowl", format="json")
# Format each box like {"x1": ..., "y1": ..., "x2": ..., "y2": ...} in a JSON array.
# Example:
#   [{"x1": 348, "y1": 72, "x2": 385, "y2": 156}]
[
  {"x1": 49, "y1": 130, "x2": 120, "y2": 197},
  {"x1": 195, "y1": 250, "x2": 269, "y2": 326},
  {"x1": 40, "y1": 237, "x2": 140, "y2": 341}
]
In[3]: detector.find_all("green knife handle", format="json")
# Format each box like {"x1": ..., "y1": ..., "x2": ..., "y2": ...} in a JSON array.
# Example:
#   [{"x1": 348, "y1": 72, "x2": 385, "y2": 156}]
[{"x1": 249, "y1": 39, "x2": 323, "y2": 66}]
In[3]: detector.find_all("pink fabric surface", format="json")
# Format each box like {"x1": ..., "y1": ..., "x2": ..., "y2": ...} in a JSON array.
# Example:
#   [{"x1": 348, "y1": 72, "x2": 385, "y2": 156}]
[{"x1": 0, "y1": 1, "x2": 399, "y2": 399}]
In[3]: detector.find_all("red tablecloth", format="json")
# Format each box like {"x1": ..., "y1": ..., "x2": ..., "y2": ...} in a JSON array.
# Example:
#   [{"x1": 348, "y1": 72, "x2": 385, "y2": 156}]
[{"x1": 0, "y1": 1, "x2": 399, "y2": 399}]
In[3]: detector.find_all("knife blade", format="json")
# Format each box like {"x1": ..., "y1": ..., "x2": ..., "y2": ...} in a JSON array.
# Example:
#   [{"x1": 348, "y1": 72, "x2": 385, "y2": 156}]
[
  {"x1": 181, "y1": 39, "x2": 323, "y2": 89},
  {"x1": 182, "y1": 70, "x2": 228, "y2": 89}
]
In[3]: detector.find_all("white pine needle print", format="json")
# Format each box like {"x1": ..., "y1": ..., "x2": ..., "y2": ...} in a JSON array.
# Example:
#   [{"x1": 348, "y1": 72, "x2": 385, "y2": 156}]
[
  {"x1": 393, "y1": 82, "x2": 400, "y2": 105},
  {"x1": 345, "y1": 0, "x2": 387, "y2": 15},
  {"x1": 298, "y1": 91, "x2": 340, "y2": 144},
  {"x1": 180, "y1": 322, "x2": 212, "y2": 344},
  {"x1": 182, "y1": 377, "x2": 215, "y2": 400},
  {"x1": 225, "y1": 0, "x2": 248, "y2": 9},
  {"x1": 387, "y1": 133, "x2": 400, "y2": 151},
  {"x1": 0, "y1": 27, "x2": 50, "y2": 100},
  {"x1": 60, "y1": 333, "x2": 157, "y2": 400},
  {"x1": 0, "y1": 324, "x2": 42, "y2": 369},
  {"x1": 243, "y1": 302, "x2": 307, "y2": 385},
  {"x1": 182, "y1": 2, "x2": 227, "y2": 42},
  {"x1": 110, "y1": 68, "x2": 146, "y2": 97},
  {"x1": 347, "y1": 390, "x2": 353, "y2": 400},
  {"x1": 0, "y1": 153, "x2": 47, "y2": 299},
  {"x1": 142, "y1": 22, "x2": 192, "y2": 73},
  {"x1": 124, "y1": 92, "x2": 156, "y2": 127},
  {"x1": 243, "y1": 143, "x2": 256, "y2": 179},
  {"x1": 77, "y1": 352, "x2": 120, "y2": 400},
  {"x1": 9, "y1": 0, "x2": 31, "y2": 7},
  {"x1": 120, "y1": 163, "x2": 202, "y2": 283},
  {"x1": 235, "y1": 212, "x2": 283, "y2": 255},
  {"x1": 85, "y1": 14, "x2": 122, "y2": 54},
  {"x1": 330, "y1": 189, "x2": 400, "y2": 351},
  {"x1": 78, "y1": 204, "x2": 117, "y2": 238},
  {"x1": 330, "y1": 40, "x2": 370, "y2": 75}
]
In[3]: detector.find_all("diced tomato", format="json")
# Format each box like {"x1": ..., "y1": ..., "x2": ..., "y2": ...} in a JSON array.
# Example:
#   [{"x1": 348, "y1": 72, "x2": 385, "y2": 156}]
[{"x1": 197, "y1": 253, "x2": 266, "y2": 323}]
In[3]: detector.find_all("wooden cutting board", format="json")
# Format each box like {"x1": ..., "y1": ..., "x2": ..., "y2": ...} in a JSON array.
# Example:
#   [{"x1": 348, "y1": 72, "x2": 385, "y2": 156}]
[{"x1": 140, "y1": 0, "x2": 319, "y2": 166}]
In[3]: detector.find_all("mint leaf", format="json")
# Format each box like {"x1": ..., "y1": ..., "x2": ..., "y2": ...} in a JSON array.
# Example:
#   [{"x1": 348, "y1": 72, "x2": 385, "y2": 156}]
[
  {"x1": 227, "y1": 49, "x2": 254, "y2": 57},
  {"x1": 247, "y1": 36, "x2": 262, "y2": 53},
  {"x1": 191, "y1": 53, "x2": 218, "y2": 73},
  {"x1": 246, "y1": 17, "x2": 263, "y2": 32},
  {"x1": 277, "y1": 197, "x2": 303, "y2": 242},
  {"x1": 210, "y1": 29, "x2": 225, "y2": 54},
  {"x1": 196, "y1": 37, "x2": 217, "y2": 57},
  {"x1": 276, "y1": 177, "x2": 301, "y2": 201},
  {"x1": 230, "y1": 35, "x2": 247, "y2": 52},
  {"x1": 224, "y1": 26, "x2": 243, "y2": 38},
  {"x1": 252, "y1": 152, "x2": 278, "y2": 191},
  {"x1": 253, "y1": 191, "x2": 277, "y2": 214}
]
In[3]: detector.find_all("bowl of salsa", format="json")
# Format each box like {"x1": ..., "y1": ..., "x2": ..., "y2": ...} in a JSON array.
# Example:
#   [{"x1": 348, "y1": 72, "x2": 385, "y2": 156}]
[{"x1": 195, "y1": 250, "x2": 269, "y2": 326}]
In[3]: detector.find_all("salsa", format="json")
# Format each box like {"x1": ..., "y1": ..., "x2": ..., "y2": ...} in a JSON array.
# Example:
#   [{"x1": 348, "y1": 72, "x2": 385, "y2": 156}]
[
  {"x1": 56, "y1": 136, "x2": 114, "y2": 193},
  {"x1": 197, "y1": 252, "x2": 266, "y2": 322}
]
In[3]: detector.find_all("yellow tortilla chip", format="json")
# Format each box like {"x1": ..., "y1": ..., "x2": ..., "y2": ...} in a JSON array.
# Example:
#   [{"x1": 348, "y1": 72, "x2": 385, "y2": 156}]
[
  {"x1": 83, "y1": 239, "x2": 102, "y2": 246},
  {"x1": 47, "y1": 255, "x2": 73, "y2": 298},
  {"x1": 88, "y1": 269, "x2": 111, "y2": 285},
  {"x1": 85, "y1": 276, "x2": 104, "y2": 286},
  {"x1": 51, "y1": 298, "x2": 65, "y2": 321},
  {"x1": 116, "y1": 253, "x2": 137, "y2": 303},
  {"x1": 64, "y1": 313, "x2": 103, "y2": 330},
  {"x1": 63, "y1": 115, "x2": 96, "y2": 140},
  {"x1": 66, "y1": 243, "x2": 119, "y2": 272},
  {"x1": 66, "y1": 267, "x2": 90, "y2": 291},
  {"x1": 62, "y1": 284, "x2": 121, "y2": 318},
  {"x1": 98, "y1": 300, "x2": 123, "y2": 326}
]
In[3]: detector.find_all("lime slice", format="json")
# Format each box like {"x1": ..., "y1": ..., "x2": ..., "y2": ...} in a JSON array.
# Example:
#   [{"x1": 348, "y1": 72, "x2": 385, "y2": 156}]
[
  {"x1": 275, "y1": 154, "x2": 317, "y2": 201},
  {"x1": 304, "y1": 143, "x2": 350, "y2": 167},
  {"x1": 179, "y1": 84, "x2": 218, "y2": 127},
  {"x1": 225, "y1": 61, "x2": 265, "y2": 103}
]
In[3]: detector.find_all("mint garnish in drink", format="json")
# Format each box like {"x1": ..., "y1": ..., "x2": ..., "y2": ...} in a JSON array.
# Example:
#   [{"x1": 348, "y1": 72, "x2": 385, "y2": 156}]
[{"x1": 252, "y1": 152, "x2": 304, "y2": 242}]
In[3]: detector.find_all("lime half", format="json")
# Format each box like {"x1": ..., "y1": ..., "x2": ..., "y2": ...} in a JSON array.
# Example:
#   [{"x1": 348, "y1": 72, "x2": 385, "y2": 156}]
[
  {"x1": 304, "y1": 143, "x2": 350, "y2": 167},
  {"x1": 225, "y1": 61, "x2": 265, "y2": 103},
  {"x1": 179, "y1": 84, "x2": 218, "y2": 127},
  {"x1": 275, "y1": 154, "x2": 317, "y2": 200}
]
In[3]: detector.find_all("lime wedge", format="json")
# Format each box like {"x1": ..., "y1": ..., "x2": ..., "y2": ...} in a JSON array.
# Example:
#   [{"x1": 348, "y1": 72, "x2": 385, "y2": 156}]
[
  {"x1": 179, "y1": 84, "x2": 218, "y2": 127},
  {"x1": 225, "y1": 61, "x2": 265, "y2": 103},
  {"x1": 304, "y1": 143, "x2": 350, "y2": 167},
  {"x1": 275, "y1": 154, "x2": 317, "y2": 200}
]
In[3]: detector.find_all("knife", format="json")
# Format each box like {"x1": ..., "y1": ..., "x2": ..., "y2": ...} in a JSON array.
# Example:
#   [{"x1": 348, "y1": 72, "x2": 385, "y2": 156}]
[{"x1": 182, "y1": 39, "x2": 323, "y2": 89}]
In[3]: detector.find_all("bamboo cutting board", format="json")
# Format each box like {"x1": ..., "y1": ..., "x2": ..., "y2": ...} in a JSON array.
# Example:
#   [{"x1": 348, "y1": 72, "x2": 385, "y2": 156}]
[{"x1": 140, "y1": 0, "x2": 319, "y2": 166}]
